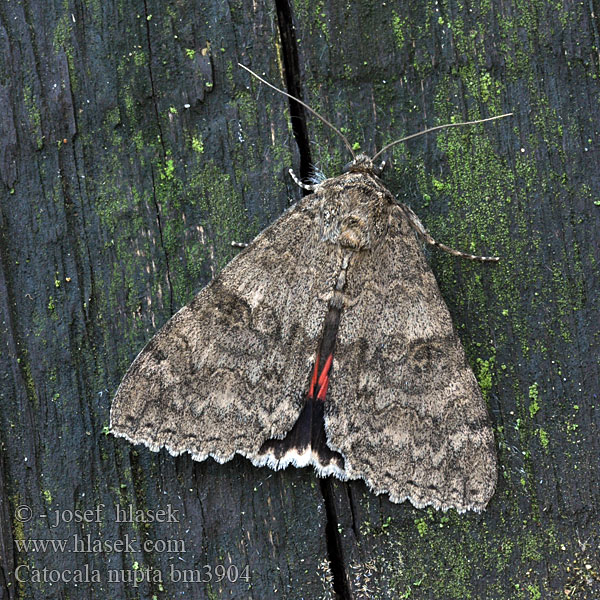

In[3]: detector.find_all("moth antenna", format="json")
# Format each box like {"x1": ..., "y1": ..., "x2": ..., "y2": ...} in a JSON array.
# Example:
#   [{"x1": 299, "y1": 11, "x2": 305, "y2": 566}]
[
  {"x1": 372, "y1": 113, "x2": 513, "y2": 161},
  {"x1": 239, "y1": 63, "x2": 356, "y2": 160},
  {"x1": 289, "y1": 168, "x2": 318, "y2": 191},
  {"x1": 231, "y1": 241, "x2": 249, "y2": 249},
  {"x1": 397, "y1": 204, "x2": 500, "y2": 262}
]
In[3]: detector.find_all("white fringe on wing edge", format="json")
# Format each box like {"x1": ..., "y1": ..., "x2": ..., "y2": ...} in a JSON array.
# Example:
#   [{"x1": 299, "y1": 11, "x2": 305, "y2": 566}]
[{"x1": 110, "y1": 426, "x2": 482, "y2": 514}]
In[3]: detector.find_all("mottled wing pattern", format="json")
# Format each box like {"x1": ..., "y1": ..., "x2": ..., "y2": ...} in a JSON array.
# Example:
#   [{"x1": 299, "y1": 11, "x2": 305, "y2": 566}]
[
  {"x1": 326, "y1": 207, "x2": 497, "y2": 512},
  {"x1": 111, "y1": 196, "x2": 342, "y2": 463}
]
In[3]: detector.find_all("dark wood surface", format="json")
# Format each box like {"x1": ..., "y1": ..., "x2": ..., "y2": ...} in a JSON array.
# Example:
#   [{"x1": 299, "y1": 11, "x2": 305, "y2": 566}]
[{"x1": 1, "y1": 1, "x2": 598, "y2": 598}]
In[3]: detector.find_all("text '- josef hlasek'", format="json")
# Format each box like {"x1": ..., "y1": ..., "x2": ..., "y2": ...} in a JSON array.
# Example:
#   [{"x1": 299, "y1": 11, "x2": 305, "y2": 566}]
[{"x1": 45, "y1": 503, "x2": 180, "y2": 527}]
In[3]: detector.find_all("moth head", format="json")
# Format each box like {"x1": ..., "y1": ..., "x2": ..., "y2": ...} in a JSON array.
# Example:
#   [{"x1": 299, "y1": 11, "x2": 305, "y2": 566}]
[{"x1": 343, "y1": 154, "x2": 385, "y2": 177}]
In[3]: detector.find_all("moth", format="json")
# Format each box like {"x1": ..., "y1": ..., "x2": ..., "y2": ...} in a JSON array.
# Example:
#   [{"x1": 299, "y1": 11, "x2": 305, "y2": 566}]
[{"x1": 111, "y1": 66, "x2": 509, "y2": 513}]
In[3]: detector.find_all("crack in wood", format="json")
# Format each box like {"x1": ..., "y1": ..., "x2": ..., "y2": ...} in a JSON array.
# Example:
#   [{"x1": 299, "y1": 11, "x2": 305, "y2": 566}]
[
  {"x1": 274, "y1": 0, "x2": 313, "y2": 193},
  {"x1": 320, "y1": 479, "x2": 353, "y2": 600},
  {"x1": 142, "y1": 0, "x2": 174, "y2": 316},
  {"x1": 274, "y1": 1, "x2": 353, "y2": 596}
]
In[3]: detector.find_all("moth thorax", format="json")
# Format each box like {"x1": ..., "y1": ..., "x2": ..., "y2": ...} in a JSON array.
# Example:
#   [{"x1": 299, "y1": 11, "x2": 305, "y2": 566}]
[{"x1": 339, "y1": 214, "x2": 370, "y2": 249}]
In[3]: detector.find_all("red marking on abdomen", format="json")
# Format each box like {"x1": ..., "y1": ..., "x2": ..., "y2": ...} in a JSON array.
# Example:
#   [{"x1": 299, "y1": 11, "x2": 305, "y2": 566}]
[{"x1": 306, "y1": 353, "x2": 334, "y2": 402}]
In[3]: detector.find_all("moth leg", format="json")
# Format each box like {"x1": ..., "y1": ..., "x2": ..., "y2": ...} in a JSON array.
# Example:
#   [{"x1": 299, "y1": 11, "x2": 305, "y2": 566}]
[
  {"x1": 289, "y1": 168, "x2": 318, "y2": 191},
  {"x1": 230, "y1": 241, "x2": 248, "y2": 248},
  {"x1": 374, "y1": 160, "x2": 386, "y2": 175},
  {"x1": 396, "y1": 203, "x2": 500, "y2": 262}
]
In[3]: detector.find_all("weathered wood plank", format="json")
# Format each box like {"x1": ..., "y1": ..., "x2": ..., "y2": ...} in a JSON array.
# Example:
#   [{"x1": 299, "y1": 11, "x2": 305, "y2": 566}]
[{"x1": 1, "y1": 0, "x2": 599, "y2": 599}]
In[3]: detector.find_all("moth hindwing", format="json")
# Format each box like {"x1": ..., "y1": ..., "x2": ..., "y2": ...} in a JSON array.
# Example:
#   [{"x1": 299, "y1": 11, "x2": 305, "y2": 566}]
[{"x1": 111, "y1": 153, "x2": 497, "y2": 513}]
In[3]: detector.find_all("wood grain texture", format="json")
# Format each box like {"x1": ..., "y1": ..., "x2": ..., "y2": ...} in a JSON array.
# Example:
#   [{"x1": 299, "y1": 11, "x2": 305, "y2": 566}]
[{"x1": 1, "y1": 0, "x2": 599, "y2": 598}]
